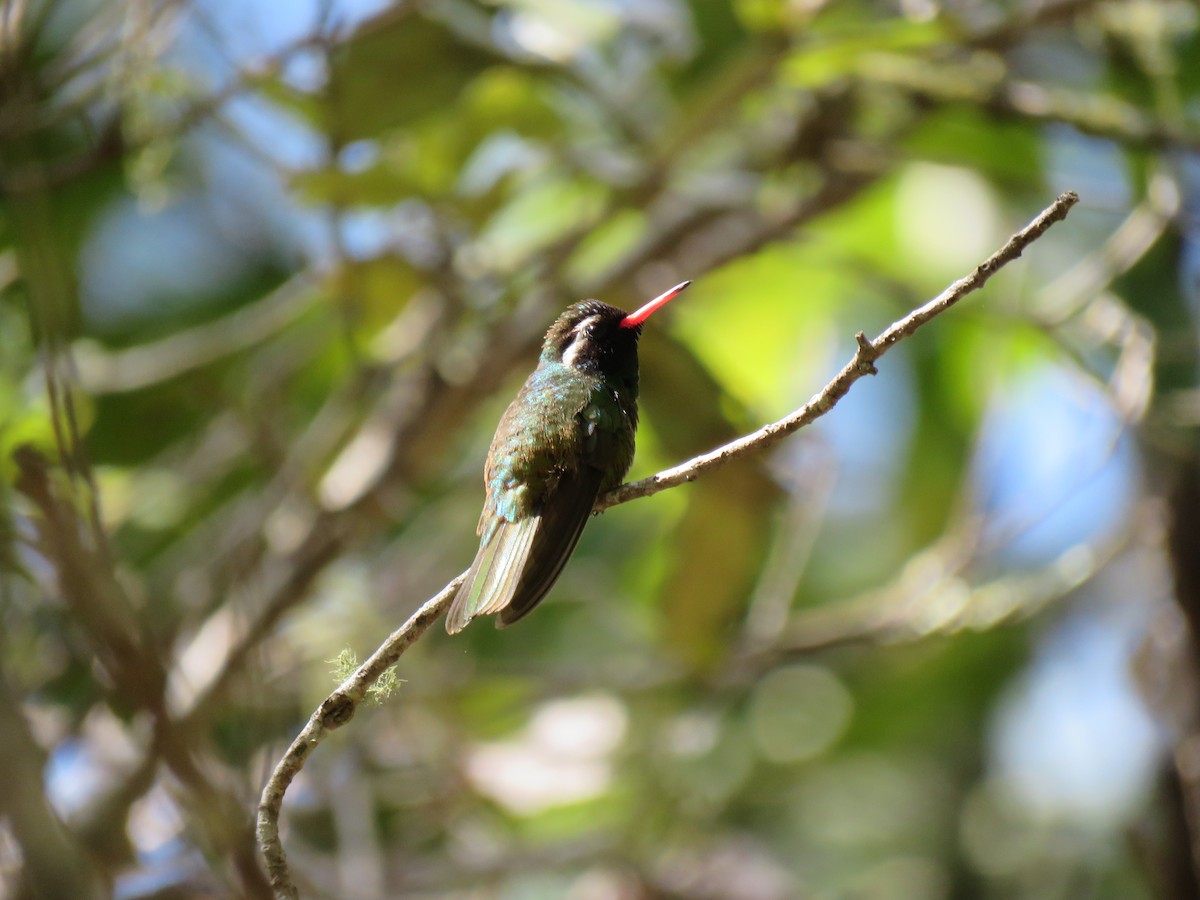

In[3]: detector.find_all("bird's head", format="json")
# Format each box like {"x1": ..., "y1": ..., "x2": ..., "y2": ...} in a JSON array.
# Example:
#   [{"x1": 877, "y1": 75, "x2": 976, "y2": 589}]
[{"x1": 542, "y1": 281, "x2": 690, "y2": 378}]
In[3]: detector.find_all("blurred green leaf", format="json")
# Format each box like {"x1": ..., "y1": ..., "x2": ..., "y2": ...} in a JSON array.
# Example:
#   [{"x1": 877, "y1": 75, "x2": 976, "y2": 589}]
[{"x1": 326, "y1": 10, "x2": 503, "y2": 142}]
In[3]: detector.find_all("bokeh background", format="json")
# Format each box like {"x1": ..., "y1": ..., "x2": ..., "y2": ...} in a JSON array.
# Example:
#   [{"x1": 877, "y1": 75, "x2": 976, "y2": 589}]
[{"x1": 3, "y1": 0, "x2": 1200, "y2": 897}]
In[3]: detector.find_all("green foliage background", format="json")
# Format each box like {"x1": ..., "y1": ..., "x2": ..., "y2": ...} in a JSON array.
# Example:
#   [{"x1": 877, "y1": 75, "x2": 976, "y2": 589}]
[{"x1": 2, "y1": 0, "x2": 1199, "y2": 897}]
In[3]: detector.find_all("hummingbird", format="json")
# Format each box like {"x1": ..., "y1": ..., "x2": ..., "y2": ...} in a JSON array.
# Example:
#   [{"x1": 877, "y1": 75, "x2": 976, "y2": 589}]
[{"x1": 445, "y1": 280, "x2": 691, "y2": 634}]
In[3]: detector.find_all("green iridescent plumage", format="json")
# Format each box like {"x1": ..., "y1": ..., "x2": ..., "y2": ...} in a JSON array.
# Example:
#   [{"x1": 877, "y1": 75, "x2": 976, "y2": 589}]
[{"x1": 446, "y1": 283, "x2": 689, "y2": 634}]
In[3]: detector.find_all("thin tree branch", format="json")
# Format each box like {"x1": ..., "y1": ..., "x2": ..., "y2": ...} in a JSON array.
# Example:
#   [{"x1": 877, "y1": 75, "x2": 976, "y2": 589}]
[
  {"x1": 598, "y1": 190, "x2": 1080, "y2": 510},
  {"x1": 257, "y1": 575, "x2": 464, "y2": 898},
  {"x1": 256, "y1": 190, "x2": 1079, "y2": 897}
]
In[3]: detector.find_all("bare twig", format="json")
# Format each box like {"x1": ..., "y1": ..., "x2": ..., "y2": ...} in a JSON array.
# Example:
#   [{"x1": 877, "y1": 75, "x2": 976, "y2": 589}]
[
  {"x1": 256, "y1": 190, "x2": 1079, "y2": 897},
  {"x1": 257, "y1": 575, "x2": 463, "y2": 898},
  {"x1": 598, "y1": 191, "x2": 1080, "y2": 510}
]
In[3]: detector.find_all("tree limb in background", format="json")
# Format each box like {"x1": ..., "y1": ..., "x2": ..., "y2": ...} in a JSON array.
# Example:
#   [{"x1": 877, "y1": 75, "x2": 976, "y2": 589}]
[
  {"x1": 0, "y1": 667, "x2": 103, "y2": 899},
  {"x1": 14, "y1": 445, "x2": 275, "y2": 899},
  {"x1": 256, "y1": 190, "x2": 1080, "y2": 898}
]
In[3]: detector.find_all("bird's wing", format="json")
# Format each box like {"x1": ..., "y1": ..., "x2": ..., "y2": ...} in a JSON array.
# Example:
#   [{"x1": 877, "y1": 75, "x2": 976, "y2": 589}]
[
  {"x1": 496, "y1": 463, "x2": 604, "y2": 628},
  {"x1": 445, "y1": 464, "x2": 604, "y2": 634}
]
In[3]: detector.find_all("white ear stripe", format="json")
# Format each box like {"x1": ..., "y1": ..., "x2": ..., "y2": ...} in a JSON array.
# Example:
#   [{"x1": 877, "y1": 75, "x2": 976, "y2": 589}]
[{"x1": 561, "y1": 314, "x2": 601, "y2": 367}]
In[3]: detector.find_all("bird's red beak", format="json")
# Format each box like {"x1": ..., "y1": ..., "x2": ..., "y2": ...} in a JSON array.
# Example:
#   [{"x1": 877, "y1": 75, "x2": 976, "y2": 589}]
[{"x1": 619, "y1": 280, "x2": 691, "y2": 328}]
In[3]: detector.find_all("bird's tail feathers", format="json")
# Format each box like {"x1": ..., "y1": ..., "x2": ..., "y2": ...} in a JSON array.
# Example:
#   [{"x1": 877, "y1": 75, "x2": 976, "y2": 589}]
[{"x1": 445, "y1": 516, "x2": 540, "y2": 634}]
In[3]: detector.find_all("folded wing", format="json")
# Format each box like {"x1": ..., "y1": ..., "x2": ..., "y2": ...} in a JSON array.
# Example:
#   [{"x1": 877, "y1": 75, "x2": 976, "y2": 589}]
[
  {"x1": 445, "y1": 464, "x2": 604, "y2": 634},
  {"x1": 498, "y1": 464, "x2": 603, "y2": 628}
]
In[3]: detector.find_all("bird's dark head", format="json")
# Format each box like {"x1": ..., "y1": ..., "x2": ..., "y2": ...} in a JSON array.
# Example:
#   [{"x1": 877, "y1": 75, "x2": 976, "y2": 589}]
[{"x1": 542, "y1": 281, "x2": 690, "y2": 378}]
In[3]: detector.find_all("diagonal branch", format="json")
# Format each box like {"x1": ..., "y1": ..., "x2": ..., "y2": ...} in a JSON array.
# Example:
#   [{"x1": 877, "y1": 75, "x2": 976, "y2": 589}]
[
  {"x1": 256, "y1": 190, "x2": 1079, "y2": 898},
  {"x1": 257, "y1": 575, "x2": 463, "y2": 898},
  {"x1": 597, "y1": 190, "x2": 1080, "y2": 509}
]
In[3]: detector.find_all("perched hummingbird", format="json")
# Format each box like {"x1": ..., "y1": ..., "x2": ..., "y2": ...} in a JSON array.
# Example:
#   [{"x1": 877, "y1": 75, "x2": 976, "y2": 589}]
[{"x1": 445, "y1": 280, "x2": 691, "y2": 634}]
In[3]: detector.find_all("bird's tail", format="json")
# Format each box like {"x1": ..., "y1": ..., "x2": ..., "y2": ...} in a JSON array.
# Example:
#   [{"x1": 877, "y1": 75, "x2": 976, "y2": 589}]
[{"x1": 445, "y1": 516, "x2": 540, "y2": 634}]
